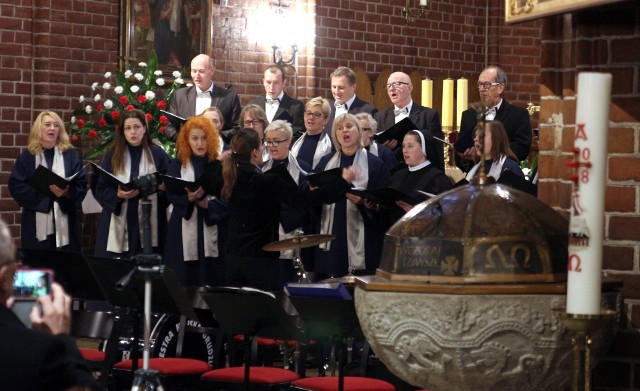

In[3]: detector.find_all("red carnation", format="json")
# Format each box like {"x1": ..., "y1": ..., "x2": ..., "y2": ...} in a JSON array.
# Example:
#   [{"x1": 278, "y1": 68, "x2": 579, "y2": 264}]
[
  {"x1": 138, "y1": 95, "x2": 147, "y2": 104},
  {"x1": 88, "y1": 129, "x2": 98, "y2": 138},
  {"x1": 115, "y1": 125, "x2": 119, "y2": 132},
  {"x1": 111, "y1": 110, "x2": 120, "y2": 121},
  {"x1": 157, "y1": 100, "x2": 167, "y2": 110},
  {"x1": 119, "y1": 96, "x2": 128, "y2": 105},
  {"x1": 145, "y1": 113, "x2": 153, "y2": 123},
  {"x1": 125, "y1": 105, "x2": 135, "y2": 111},
  {"x1": 70, "y1": 134, "x2": 79, "y2": 142},
  {"x1": 77, "y1": 119, "x2": 85, "y2": 129},
  {"x1": 98, "y1": 118, "x2": 107, "y2": 127},
  {"x1": 159, "y1": 126, "x2": 166, "y2": 134},
  {"x1": 159, "y1": 115, "x2": 168, "y2": 125},
  {"x1": 96, "y1": 104, "x2": 104, "y2": 112}
]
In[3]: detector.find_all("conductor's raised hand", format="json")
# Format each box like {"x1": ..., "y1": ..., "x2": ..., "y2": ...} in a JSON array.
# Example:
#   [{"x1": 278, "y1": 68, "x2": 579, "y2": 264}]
[{"x1": 341, "y1": 166, "x2": 359, "y2": 184}]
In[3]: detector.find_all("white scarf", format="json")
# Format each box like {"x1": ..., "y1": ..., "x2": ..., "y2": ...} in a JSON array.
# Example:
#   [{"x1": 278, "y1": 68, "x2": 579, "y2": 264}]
[
  {"x1": 106, "y1": 149, "x2": 159, "y2": 253},
  {"x1": 35, "y1": 147, "x2": 69, "y2": 248},
  {"x1": 290, "y1": 132, "x2": 333, "y2": 169},
  {"x1": 262, "y1": 152, "x2": 308, "y2": 259},
  {"x1": 319, "y1": 148, "x2": 368, "y2": 270},
  {"x1": 465, "y1": 154, "x2": 508, "y2": 182},
  {"x1": 180, "y1": 160, "x2": 218, "y2": 261}
]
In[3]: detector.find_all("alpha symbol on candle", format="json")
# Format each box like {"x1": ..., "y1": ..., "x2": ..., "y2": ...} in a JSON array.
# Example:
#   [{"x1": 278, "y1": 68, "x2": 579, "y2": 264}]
[
  {"x1": 567, "y1": 254, "x2": 582, "y2": 272},
  {"x1": 575, "y1": 123, "x2": 588, "y2": 140},
  {"x1": 572, "y1": 193, "x2": 585, "y2": 216}
]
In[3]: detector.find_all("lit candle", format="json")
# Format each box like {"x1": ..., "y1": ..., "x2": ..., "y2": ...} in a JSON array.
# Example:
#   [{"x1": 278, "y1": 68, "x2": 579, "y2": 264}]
[
  {"x1": 566, "y1": 72, "x2": 612, "y2": 315},
  {"x1": 441, "y1": 79, "x2": 454, "y2": 127},
  {"x1": 456, "y1": 78, "x2": 468, "y2": 129},
  {"x1": 421, "y1": 78, "x2": 433, "y2": 108}
]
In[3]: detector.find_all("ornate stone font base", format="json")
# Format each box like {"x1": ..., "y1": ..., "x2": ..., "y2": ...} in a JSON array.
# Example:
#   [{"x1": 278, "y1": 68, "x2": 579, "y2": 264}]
[{"x1": 355, "y1": 289, "x2": 621, "y2": 391}]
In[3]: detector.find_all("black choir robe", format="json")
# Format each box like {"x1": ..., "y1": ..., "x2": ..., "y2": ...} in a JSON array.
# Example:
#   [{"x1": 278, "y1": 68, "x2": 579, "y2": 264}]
[
  {"x1": 313, "y1": 152, "x2": 390, "y2": 277},
  {"x1": 384, "y1": 163, "x2": 453, "y2": 227},
  {"x1": 164, "y1": 156, "x2": 229, "y2": 287},
  {"x1": 93, "y1": 144, "x2": 170, "y2": 258},
  {"x1": 223, "y1": 163, "x2": 351, "y2": 291},
  {"x1": 8, "y1": 148, "x2": 88, "y2": 252}
]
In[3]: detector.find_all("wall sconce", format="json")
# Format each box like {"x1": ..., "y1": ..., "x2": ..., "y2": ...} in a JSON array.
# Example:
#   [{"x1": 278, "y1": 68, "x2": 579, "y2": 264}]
[
  {"x1": 402, "y1": 0, "x2": 428, "y2": 24},
  {"x1": 272, "y1": 44, "x2": 298, "y2": 67}
]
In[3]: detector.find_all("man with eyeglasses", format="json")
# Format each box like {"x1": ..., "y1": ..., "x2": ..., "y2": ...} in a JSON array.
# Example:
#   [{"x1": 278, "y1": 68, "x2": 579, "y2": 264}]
[
  {"x1": 375, "y1": 71, "x2": 445, "y2": 171},
  {"x1": 166, "y1": 53, "x2": 242, "y2": 142},
  {"x1": 249, "y1": 65, "x2": 305, "y2": 140},
  {"x1": 324, "y1": 67, "x2": 378, "y2": 137},
  {"x1": 454, "y1": 65, "x2": 532, "y2": 172},
  {"x1": 0, "y1": 217, "x2": 98, "y2": 391}
]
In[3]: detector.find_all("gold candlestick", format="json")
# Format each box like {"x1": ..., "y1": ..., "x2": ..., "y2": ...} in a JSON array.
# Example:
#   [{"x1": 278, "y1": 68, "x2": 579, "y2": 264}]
[{"x1": 552, "y1": 308, "x2": 617, "y2": 391}]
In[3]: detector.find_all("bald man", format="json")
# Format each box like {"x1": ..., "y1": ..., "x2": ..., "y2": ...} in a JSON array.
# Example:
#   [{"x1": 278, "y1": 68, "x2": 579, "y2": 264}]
[
  {"x1": 374, "y1": 72, "x2": 444, "y2": 171},
  {"x1": 166, "y1": 54, "x2": 242, "y2": 141}
]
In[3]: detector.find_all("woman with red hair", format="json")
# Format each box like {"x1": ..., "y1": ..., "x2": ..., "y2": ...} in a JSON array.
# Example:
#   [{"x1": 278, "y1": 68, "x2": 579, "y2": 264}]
[{"x1": 164, "y1": 115, "x2": 227, "y2": 286}]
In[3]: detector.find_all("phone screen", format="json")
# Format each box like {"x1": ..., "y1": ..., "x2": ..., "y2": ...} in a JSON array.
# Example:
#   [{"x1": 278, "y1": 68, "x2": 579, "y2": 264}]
[{"x1": 12, "y1": 268, "x2": 53, "y2": 300}]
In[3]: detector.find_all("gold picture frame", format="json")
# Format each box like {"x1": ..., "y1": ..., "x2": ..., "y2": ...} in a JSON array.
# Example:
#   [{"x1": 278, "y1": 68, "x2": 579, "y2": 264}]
[
  {"x1": 506, "y1": 0, "x2": 625, "y2": 23},
  {"x1": 119, "y1": 0, "x2": 212, "y2": 71}
]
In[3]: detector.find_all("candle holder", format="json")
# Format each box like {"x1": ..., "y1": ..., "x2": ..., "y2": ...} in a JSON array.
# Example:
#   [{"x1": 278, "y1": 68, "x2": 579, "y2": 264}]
[
  {"x1": 552, "y1": 308, "x2": 617, "y2": 391},
  {"x1": 442, "y1": 126, "x2": 455, "y2": 167}
]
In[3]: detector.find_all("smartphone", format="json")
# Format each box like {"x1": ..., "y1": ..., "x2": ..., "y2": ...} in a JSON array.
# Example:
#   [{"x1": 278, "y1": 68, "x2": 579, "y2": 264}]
[{"x1": 12, "y1": 268, "x2": 53, "y2": 300}]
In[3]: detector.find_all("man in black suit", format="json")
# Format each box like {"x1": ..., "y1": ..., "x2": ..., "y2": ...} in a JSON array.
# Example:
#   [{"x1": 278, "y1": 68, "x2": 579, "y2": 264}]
[
  {"x1": 454, "y1": 65, "x2": 532, "y2": 172},
  {"x1": 325, "y1": 66, "x2": 378, "y2": 135},
  {"x1": 166, "y1": 53, "x2": 242, "y2": 141},
  {"x1": 375, "y1": 71, "x2": 445, "y2": 171},
  {"x1": 249, "y1": 65, "x2": 305, "y2": 140},
  {"x1": 0, "y1": 218, "x2": 98, "y2": 391}
]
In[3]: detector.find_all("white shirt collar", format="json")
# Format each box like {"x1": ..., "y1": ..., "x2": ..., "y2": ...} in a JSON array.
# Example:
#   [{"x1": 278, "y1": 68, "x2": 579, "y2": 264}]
[
  {"x1": 395, "y1": 100, "x2": 413, "y2": 113},
  {"x1": 266, "y1": 91, "x2": 285, "y2": 101},
  {"x1": 408, "y1": 159, "x2": 431, "y2": 172}
]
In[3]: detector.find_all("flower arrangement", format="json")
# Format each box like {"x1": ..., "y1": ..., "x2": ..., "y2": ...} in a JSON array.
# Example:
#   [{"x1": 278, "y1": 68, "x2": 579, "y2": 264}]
[{"x1": 67, "y1": 50, "x2": 185, "y2": 159}]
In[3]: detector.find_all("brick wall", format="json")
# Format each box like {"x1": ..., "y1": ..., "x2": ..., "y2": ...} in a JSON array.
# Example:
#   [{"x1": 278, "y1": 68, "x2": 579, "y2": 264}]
[
  {"x1": 539, "y1": 2, "x2": 640, "y2": 389},
  {"x1": 0, "y1": 0, "x2": 542, "y2": 248}
]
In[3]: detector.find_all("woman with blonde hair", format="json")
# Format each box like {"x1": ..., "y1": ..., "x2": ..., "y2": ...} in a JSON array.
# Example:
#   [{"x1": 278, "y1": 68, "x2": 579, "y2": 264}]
[
  {"x1": 164, "y1": 115, "x2": 228, "y2": 286},
  {"x1": 290, "y1": 96, "x2": 333, "y2": 169},
  {"x1": 9, "y1": 111, "x2": 88, "y2": 251},
  {"x1": 313, "y1": 113, "x2": 390, "y2": 278},
  {"x1": 93, "y1": 109, "x2": 170, "y2": 257}
]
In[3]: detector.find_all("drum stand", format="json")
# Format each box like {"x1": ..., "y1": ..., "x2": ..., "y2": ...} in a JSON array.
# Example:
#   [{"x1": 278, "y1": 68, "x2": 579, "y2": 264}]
[{"x1": 292, "y1": 243, "x2": 311, "y2": 283}]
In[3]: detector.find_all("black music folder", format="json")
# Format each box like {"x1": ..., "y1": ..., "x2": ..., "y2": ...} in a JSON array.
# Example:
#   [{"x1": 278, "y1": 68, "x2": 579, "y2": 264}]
[
  {"x1": 90, "y1": 162, "x2": 160, "y2": 193},
  {"x1": 28, "y1": 163, "x2": 88, "y2": 199},
  {"x1": 160, "y1": 174, "x2": 203, "y2": 194},
  {"x1": 497, "y1": 169, "x2": 537, "y2": 196},
  {"x1": 373, "y1": 117, "x2": 417, "y2": 145},
  {"x1": 306, "y1": 167, "x2": 342, "y2": 188},
  {"x1": 160, "y1": 109, "x2": 187, "y2": 129},
  {"x1": 348, "y1": 187, "x2": 432, "y2": 207}
]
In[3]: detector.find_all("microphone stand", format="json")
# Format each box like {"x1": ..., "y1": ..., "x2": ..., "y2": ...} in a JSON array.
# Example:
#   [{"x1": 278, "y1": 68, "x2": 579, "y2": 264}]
[{"x1": 116, "y1": 197, "x2": 164, "y2": 391}]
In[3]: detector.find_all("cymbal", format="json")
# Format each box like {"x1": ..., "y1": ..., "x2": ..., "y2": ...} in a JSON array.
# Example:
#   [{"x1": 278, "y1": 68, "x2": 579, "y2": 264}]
[{"x1": 262, "y1": 234, "x2": 336, "y2": 251}]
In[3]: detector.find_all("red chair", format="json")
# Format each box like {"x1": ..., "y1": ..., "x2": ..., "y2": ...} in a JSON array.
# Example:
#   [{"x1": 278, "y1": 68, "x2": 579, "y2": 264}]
[
  {"x1": 200, "y1": 366, "x2": 300, "y2": 390},
  {"x1": 111, "y1": 357, "x2": 211, "y2": 390},
  {"x1": 289, "y1": 376, "x2": 396, "y2": 391}
]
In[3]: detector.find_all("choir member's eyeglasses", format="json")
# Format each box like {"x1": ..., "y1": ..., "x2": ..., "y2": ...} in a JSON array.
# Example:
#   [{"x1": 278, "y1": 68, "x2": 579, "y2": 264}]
[
  {"x1": 385, "y1": 81, "x2": 410, "y2": 90},
  {"x1": 243, "y1": 119, "x2": 262, "y2": 127},
  {"x1": 361, "y1": 127, "x2": 373, "y2": 132},
  {"x1": 264, "y1": 139, "x2": 290, "y2": 147},
  {"x1": 476, "y1": 81, "x2": 502, "y2": 89},
  {"x1": 304, "y1": 111, "x2": 325, "y2": 119}
]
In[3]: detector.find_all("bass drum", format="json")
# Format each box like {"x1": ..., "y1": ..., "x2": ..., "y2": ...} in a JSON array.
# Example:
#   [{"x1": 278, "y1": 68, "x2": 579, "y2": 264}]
[{"x1": 150, "y1": 314, "x2": 217, "y2": 366}]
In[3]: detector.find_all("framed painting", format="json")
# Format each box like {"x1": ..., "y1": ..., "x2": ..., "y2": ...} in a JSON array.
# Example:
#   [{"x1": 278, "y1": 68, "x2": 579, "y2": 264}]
[
  {"x1": 506, "y1": 0, "x2": 625, "y2": 23},
  {"x1": 119, "y1": 0, "x2": 212, "y2": 70}
]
